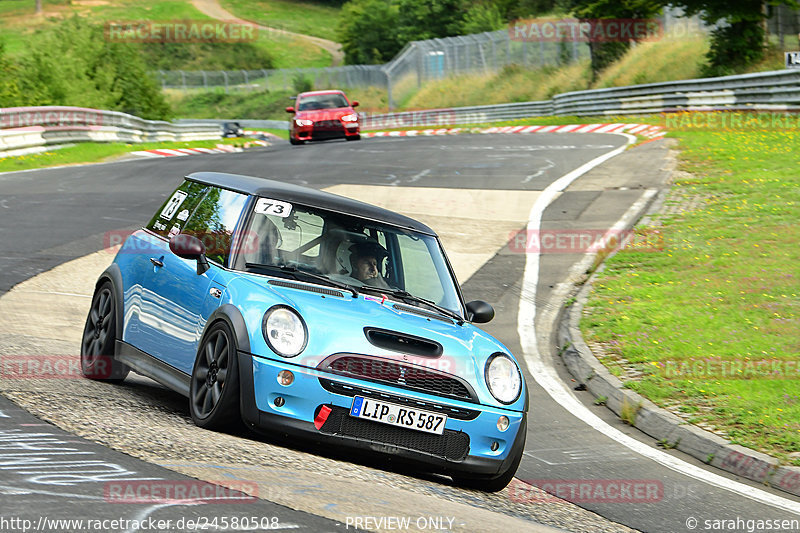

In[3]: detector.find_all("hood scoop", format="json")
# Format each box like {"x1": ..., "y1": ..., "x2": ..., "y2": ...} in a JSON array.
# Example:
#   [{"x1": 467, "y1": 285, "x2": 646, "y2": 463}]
[{"x1": 364, "y1": 328, "x2": 443, "y2": 357}]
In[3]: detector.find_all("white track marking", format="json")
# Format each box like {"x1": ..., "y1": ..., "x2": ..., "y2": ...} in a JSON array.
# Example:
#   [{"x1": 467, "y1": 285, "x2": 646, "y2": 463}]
[
  {"x1": 522, "y1": 160, "x2": 556, "y2": 184},
  {"x1": 517, "y1": 134, "x2": 800, "y2": 515}
]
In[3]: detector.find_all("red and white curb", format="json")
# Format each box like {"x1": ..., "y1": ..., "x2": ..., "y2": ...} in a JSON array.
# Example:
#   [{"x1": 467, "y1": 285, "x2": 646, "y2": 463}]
[
  {"x1": 129, "y1": 145, "x2": 240, "y2": 158},
  {"x1": 363, "y1": 123, "x2": 665, "y2": 139},
  {"x1": 129, "y1": 140, "x2": 272, "y2": 159}
]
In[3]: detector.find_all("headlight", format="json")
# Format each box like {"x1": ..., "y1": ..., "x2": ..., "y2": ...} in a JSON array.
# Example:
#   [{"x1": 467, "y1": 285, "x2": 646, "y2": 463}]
[
  {"x1": 341, "y1": 113, "x2": 358, "y2": 122},
  {"x1": 262, "y1": 306, "x2": 307, "y2": 357},
  {"x1": 295, "y1": 119, "x2": 313, "y2": 127},
  {"x1": 485, "y1": 353, "x2": 522, "y2": 404}
]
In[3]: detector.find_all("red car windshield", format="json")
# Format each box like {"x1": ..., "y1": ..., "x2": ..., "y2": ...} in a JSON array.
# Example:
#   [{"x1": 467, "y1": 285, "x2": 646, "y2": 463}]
[{"x1": 297, "y1": 94, "x2": 349, "y2": 111}]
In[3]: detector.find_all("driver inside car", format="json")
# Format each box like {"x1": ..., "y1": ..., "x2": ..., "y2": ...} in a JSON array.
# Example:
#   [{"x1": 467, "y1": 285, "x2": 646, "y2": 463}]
[{"x1": 348, "y1": 241, "x2": 391, "y2": 289}]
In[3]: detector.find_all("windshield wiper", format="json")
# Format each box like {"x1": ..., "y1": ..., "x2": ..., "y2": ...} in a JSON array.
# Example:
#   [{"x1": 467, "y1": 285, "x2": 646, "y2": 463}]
[
  {"x1": 246, "y1": 263, "x2": 359, "y2": 297},
  {"x1": 360, "y1": 286, "x2": 464, "y2": 324}
]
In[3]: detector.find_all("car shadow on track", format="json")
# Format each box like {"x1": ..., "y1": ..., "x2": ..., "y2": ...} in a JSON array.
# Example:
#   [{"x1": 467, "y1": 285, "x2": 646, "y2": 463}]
[{"x1": 116, "y1": 374, "x2": 457, "y2": 488}]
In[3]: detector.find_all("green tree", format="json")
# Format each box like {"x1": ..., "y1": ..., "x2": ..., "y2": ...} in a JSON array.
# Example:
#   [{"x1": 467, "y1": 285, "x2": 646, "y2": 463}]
[
  {"x1": 338, "y1": 0, "x2": 403, "y2": 64},
  {"x1": 396, "y1": 0, "x2": 468, "y2": 42},
  {"x1": 567, "y1": 0, "x2": 663, "y2": 79},
  {"x1": 14, "y1": 16, "x2": 171, "y2": 119},
  {"x1": 665, "y1": 0, "x2": 796, "y2": 76},
  {"x1": 461, "y1": 3, "x2": 506, "y2": 34},
  {"x1": 0, "y1": 42, "x2": 23, "y2": 107}
]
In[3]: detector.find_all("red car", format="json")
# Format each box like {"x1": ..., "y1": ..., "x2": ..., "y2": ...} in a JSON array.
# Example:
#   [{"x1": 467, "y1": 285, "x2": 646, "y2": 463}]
[{"x1": 286, "y1": 90, "x2": 361, "y2": 145}]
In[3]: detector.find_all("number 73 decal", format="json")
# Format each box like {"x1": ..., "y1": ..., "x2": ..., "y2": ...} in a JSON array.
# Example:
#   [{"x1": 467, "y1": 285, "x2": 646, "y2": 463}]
[{"x1": 254, "y1": 198, "x2": 293, "y2": 218}]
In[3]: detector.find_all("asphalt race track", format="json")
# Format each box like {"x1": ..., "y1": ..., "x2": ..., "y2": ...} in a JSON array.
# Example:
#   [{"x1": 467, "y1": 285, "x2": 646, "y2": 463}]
[{"x1": 1, "y1": 134, "x2": 800, "y2": 533}]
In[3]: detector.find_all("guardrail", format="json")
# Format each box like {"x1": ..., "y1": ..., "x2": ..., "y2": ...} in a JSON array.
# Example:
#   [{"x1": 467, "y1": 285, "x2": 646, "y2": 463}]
[
  {"x1": 361, "y1": 69, "x2": 800, "y2": 129},
  {"x1": 4, "y1": 68, "x2": 799, "y2": 154},
  {"x1": 0, "y1": 106, "x2": 222, "y2": 157}
]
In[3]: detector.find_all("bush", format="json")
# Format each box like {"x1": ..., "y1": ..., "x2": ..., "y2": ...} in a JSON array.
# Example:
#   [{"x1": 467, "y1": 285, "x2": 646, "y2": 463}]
[
  {"x1": 702, "y1": 22, "x2": 764, "y2": 77},
  {"x1": 139, "y1": 42, "x2": 274, "y2": 71},
  {"x1": 0, "y1": 42, "x2": 23, "y2": 107},
  {"x1": 292, "y1": 74, "x2": 314, "y2": 94},
  {"x1": 339, "y1": 0, "x2": 402, "y2": 64},
  {"x1": 12, "y1": 16, "x2": 171, "y2": 119}
]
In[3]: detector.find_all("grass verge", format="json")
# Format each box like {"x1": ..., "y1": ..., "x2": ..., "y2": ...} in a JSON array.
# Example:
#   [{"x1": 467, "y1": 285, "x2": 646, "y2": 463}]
[
  {"x1": 0, "y1": 0, "x2": 330, "y2": 69},
  {"x1": 581, "y1": 124, "x2": 800, "y2": 464},
  {"x1": 220, "y1": 0, "x2": 341, "y2": 41},
  {"x1": 0, "y1": 136, "x2": 282, "y2": 173}
]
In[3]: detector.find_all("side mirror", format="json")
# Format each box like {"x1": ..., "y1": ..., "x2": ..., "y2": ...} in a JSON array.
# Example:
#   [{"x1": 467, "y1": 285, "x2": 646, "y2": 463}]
[
  {"x1": 351, "y1": 101, "x2": 359, "y2": 108},
  {"x1": 285, "y1": 106, "x2": 295, "y2": 113},
  {"x1": 169, "y1": 234, "x2": 210, "y2": 275},
  {"x1": 466, "y1": 300, "x2": 494, "y2": 323}
]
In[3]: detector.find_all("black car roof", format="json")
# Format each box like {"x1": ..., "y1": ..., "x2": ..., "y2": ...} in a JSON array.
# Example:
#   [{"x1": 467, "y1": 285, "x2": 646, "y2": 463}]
[{"x1": 186, "y1": 172, "x2": 436, "y2": 235}]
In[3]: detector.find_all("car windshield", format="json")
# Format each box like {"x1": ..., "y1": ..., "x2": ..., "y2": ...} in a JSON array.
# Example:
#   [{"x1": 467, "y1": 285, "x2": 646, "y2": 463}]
[
  {"x1": 296, "y1": 94, "x2": 348, "y2": 111},
  {"x1": 236, "y1": 201, "x2": 464, "y2": 316}
]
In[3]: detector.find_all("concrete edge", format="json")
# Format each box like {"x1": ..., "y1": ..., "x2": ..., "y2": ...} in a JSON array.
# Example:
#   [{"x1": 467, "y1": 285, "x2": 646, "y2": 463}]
[{"x1": 553, "y1": 178, "x2": 800, "y2": 499}]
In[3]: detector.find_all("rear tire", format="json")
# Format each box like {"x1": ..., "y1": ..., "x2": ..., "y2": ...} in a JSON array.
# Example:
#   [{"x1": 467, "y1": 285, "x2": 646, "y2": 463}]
[
  {"x1": 80, "y1": 281, "x2": 129, "y2": 383},
  {"x1": 190, "y1": 322, "x2": 241, "y2": 431}
]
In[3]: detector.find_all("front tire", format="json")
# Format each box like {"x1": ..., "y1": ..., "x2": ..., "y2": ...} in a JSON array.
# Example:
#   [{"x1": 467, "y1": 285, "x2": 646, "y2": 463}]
[
  {"x1": 80, "y1": 281, "x2": 129, "y2": 383},
  {"x1": 289, "y1": 136, "x2": 304, "y2": 145},
  {"x1": 346, "y1": 134, "x2": 361, "y2": 141},
  {"x1": 190, "y1": 322, "x2": 241, "y2": 431}
]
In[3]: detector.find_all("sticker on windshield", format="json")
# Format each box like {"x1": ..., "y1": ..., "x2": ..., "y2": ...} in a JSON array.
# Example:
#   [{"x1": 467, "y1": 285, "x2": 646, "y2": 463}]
[
  {"x1": 176, "y1": 209, "x2": 190, "y2": 221},
  {"x1": 160, "y1": 190, "x2": 188, "y2": 220},
  {"x1": 254, "y1": 198, "x2": 293, "y2": 218}
]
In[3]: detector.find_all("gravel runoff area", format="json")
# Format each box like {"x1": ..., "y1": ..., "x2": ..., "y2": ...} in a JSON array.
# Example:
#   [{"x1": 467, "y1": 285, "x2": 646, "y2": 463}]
[{"x1": 0, "y1": 247, "x2": 637, "y2": 533}]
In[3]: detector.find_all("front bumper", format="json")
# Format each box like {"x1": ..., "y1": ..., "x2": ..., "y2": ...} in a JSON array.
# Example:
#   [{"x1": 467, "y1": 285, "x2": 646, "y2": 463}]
[
  {"x1": 294, "y1": 121, "x2": 360, "y2": 141},
  {"x1": 238, "y1": 352, "x2": 527, "y2": 476}
]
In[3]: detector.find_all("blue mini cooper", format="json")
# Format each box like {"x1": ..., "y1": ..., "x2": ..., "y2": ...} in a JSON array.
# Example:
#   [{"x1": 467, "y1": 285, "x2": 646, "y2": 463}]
[{"x1": 81, "y1": 172, "x2": 528, "y2": 491}]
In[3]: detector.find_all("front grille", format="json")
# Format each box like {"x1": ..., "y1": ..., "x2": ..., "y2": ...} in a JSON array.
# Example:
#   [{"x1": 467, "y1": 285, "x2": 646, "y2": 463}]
[
  {"x1": 319, "y1": 379, "x2": 480, "y2": 420},
  {"x1": 319, "y1": 406, "x2": 470, "y2": 462},
  {"x1": 314, "y1": 120, "x2": 342, "y2": 129},
  {"x1": 320, "y1": 354, "x2": 477, "y2": 402}
]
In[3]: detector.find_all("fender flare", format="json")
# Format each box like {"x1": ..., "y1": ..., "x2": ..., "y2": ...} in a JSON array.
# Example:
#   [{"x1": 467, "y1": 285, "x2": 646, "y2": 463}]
[
  {"x1": 202, "y1": 304, "x2": 258, "y2": 426},
  {"x1": 96, "y1": 264, "x2": 124, "y2": 350},
  {"x1": 204, "y1": 304, "x2": 251, "y2": 354}
]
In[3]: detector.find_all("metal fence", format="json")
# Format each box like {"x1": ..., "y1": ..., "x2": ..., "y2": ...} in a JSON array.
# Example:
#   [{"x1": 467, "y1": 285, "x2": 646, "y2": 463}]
[
  {"x1": 156, "y1": 29, "x2": 592, "y2": 109},
  {"x1": 768, "y1": 4, "x2": 800, "y2": 49},
  {"x1": 157, "y1": 8, "x2": 800, "y2": 110},
  {"x1": 360, "y1": 69, "x2": 800, "y2": 129},
  {"x1": 156, "y1": 65, "x2": 387, "y2": 94}
]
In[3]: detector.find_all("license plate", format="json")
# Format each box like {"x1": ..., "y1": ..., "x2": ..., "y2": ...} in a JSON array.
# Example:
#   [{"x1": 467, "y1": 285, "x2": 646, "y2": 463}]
[{"x1": 349, "y1": 396, "x2": 447, "y2": 435}]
